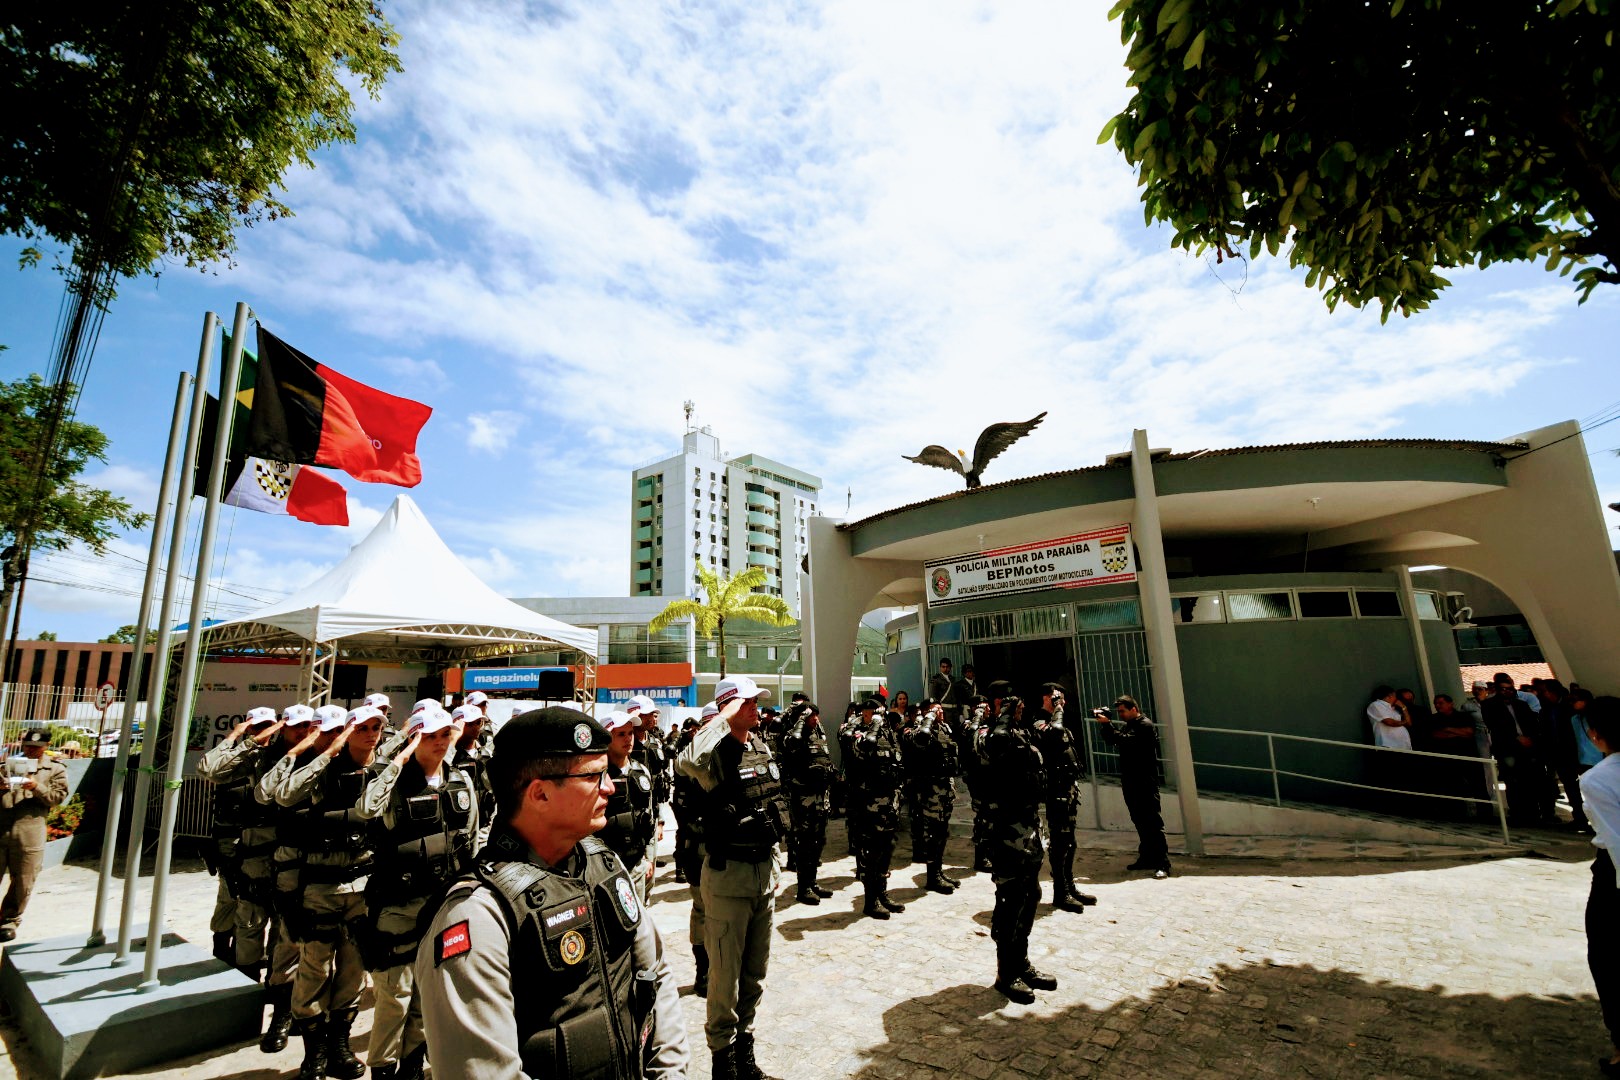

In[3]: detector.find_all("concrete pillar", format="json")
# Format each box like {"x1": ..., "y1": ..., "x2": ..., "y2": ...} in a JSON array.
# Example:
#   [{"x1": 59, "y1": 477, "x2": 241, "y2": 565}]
[
  {"x1": 1393, "y1": 565, "x2": 1436, "y2": 705},
  {"x1": 1130, "y1": 429, "x2": 1204, "y2": 855}
]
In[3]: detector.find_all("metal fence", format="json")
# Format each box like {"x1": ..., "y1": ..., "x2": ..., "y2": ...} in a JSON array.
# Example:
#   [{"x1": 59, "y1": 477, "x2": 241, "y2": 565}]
[
  {"x1": 1080, "y1": 716, "x2": 1510, "y2": 843},
  {"x1": 0, "y1": 683, "x2": 147, "y2": 757}
]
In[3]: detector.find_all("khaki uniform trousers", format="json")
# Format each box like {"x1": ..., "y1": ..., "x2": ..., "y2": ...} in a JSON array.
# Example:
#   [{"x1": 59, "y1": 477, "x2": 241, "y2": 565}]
[
  {"x1": 291, "y1": 887, "x2": 367, "y2": 1020},
  {"x1": 210, "y1": 876, "x2": 274, "y2": 968},
  {"x1": 700, "y1": 852, "x2": 779, "y2": 1051},
  {"x1": 0, "y1": 815, "x2": 46, "y2": 931},
  {"x1": 367, "y1": 897, "x2": 428, "y2": 1068}
]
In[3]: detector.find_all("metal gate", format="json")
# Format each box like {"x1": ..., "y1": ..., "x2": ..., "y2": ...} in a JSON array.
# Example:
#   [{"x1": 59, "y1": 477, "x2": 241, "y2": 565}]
[{"x1": 1076, "y1": 629, "x2": 1164, "y2": 784}]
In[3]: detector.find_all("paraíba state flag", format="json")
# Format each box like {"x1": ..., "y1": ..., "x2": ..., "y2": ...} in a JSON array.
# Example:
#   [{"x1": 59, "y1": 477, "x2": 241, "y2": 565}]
[
  {"x1": 225, "y1": 456, "x2": 349, "y2": 525},
  {"x1": 245, "y1": 326, "x2": 432, "y2": 487}
]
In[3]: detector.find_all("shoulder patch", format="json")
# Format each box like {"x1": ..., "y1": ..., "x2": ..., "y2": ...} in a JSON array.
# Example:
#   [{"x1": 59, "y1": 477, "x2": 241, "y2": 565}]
[{"x1": 436, "y1": 920, "x2": 472, "y2": 965}]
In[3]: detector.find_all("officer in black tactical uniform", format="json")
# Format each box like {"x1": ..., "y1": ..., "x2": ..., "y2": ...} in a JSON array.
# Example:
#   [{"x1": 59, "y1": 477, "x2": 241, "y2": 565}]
[
  {"x1": 902, "y1": 699, "x2": 960, "y2": 894},
  {"x1": 779, "y1": 699, "x2": 836, "y2": 905},
  {"x1": 1096, "y1": 694, "x2": 1171, "y2": 877},
  {"x1": 356, "y1": 705, "x2": 479, "y2": 1079},
  {"x1": 600, "y1": 711, "x2": 658, "y2": 902},
  {"x1": 847, "y1": 696, "x2": 906, "y2": 919},
  {"x1": 980, "y1": 695, "x2": 1058, "y2": 1004},
  {"x1": 415, "y1": 707, "x2": 688, "y2": 1079},
  {"x1": 1033, "y1": 682, "x2": 1096, "y2": 913},
  {"x1": 963, "y1": 680, "x2": 1011, "y2": 874}
]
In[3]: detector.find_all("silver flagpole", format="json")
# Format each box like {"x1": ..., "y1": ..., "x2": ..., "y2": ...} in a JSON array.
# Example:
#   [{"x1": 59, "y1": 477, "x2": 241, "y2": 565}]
[
  {"x1": 141, "y1": 302, "x2": 247, "y2": 989},
  {"x1": 87, "y1": 369, "x2": 193, "y2": 948},
  {"x1": 115, "y1": 312, "x2": 217, "y2": 962}
]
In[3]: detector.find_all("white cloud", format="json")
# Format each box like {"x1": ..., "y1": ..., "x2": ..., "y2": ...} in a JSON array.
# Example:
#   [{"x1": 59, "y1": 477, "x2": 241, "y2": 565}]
[
  {"x1": 467, "y1": 411, "x2": 523, "y2": 456},
  {"x1": 183, "y1": 0, "x2": 1603, "y2": 596}
]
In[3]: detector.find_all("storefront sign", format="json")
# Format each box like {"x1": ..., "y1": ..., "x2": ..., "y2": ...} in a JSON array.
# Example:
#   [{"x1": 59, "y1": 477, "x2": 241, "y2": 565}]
[
  {"x1": 464, "y1": 666, "x2": 567, "y2": 691},
  {"x1": 924, "y1": 525, "x2": 1137, "y2": 606},
  {"x1": 596, "y1": 685, "x2": 695, "y2": 708}
]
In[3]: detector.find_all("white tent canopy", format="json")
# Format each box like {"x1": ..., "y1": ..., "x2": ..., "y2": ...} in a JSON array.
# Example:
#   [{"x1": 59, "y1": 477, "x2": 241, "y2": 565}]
[{"x1": 202, "y1": 494, "x2": 597, "y2": 662}]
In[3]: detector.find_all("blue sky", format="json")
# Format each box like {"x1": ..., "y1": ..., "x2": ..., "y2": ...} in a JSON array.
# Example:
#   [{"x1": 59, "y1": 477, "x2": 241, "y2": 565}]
[{"x1": 4, "y1": 0, "x2": 1620, "y2": 643}]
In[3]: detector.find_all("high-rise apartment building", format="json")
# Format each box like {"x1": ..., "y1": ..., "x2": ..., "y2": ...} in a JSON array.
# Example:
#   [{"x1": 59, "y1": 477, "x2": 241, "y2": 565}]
[{"x1": 630, "y1": 427, "x2": 821, "y2": 615}]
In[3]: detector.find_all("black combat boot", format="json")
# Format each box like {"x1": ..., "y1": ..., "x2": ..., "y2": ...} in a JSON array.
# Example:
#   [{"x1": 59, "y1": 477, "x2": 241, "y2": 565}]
[
  {"x1": 810, "y1": 880, "x2": 833, "y2": 898},
  {"x1": 994, "y1": 972, "x2": 1035, "y2": 1004},
  {"x1": 212, "y1": 930, "x2": 235, "y2": 965},
  {"x1": 294, "y1": 1017, "x2": 328, "y2": 1080},
  {"x1": 734, "y1": 1032, "x2": 780, "y2": 1080},
  {"x1": 260, "y1": 982, "x2": 294, "y2": 1053},
  {"x1": 925, "y1": 863, "x2": 955, "y2": 894},
  {"x1": 862, "y1": 883, "x2": 891, "y2": 920},
  {"x1": 395, "y1": 1043, "x2": 427, "y2": 1080},
  {"x1": 369, "y1": 1067, "x2": 396, "y2": 1080},
  {"x1": 711, "y1": 1042, "x2": 738, "y2": 1080},
  {"x1": 1052, "y1": 878, "x2": 1086, "y2": 913},
  {"x1": 693, "y1": 944, "x2": 709, "y2": 997},
  {"x1": 796, "y1": 881, "x2": 821, "y2": 905},
  {"x1": 974, "y1": 847, "x2": 994, "y2": 874},
  {"x1": 877, "y1": 883, "x2": 906, "y2": 913},
  {"x1": 325, "y1": 1006, "x2": 366, "y2": 1079},
  {"x1": 1022, "y1": 964, "x2": 1058, "y2": 991}
]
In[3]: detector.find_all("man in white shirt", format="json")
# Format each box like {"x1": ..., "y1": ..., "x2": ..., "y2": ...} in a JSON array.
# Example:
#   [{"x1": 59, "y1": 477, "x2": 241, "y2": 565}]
[{"x1": 1366, "y1": 686, "x2": 1412, "y2": 750}]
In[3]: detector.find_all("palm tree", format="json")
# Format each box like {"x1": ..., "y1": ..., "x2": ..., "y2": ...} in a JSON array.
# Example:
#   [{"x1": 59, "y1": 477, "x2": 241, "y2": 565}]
[{"x1": 648, "y1": 560, "x2": 794, "y2": 678}]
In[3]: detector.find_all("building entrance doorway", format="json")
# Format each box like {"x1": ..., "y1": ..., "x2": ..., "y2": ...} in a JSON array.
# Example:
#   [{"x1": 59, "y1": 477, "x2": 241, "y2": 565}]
[{"x1": 967, "y1": 636, "x2": 1079, "y2": 709}]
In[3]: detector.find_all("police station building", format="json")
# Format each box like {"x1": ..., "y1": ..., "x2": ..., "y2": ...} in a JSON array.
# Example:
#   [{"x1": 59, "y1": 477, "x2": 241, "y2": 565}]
[{"x1": 802, "y1": 421, "x2": 1620, "y2": 845}]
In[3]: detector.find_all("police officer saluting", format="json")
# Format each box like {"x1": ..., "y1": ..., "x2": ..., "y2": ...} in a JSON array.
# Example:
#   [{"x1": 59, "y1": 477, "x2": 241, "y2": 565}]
[
  {"x1": 1033, "y1": 683, "x2": 1096, "y2": 913},
  {"x1": 677, "y1": 676, "x2": 787, "y2": 1080},
  {"x1": 356, "y1": 704, "x2": 478, "y2": 1079},
  {"x1": 980, "y1": 694, "x2": 1058, "y2": 1004},
  {"x1": 415, "y1": 707, "x2": 688, "y2": 1079},
  {"x1": 847, "y1": 696, "x2": 906, "y2": 919},
  {"x1": 779, "y1": 698, "x2": 836, "y2": 905},
  {"x1": 599, "y1": 711, "x2": 658, "y2": 903}
]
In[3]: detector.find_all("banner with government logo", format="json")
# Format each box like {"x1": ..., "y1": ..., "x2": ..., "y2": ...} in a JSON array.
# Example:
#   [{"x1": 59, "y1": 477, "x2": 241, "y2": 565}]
[{"x1": 924, "y1": 525, "x2": 1137, "y2": 606}]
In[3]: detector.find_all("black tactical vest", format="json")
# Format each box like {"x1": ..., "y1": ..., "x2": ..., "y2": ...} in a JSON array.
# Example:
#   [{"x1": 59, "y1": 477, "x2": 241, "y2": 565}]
[
  {"x1": 600, "y1": 760, "x2": 656, "y2": 869},
  {"x1": 784, "y1": 720, "x2": 835, "y2": 791},
  {"x1": 282, "y1": 758, "x2": 374, "y2": 881},
  {"x1": 371, "y1": 762, "x2": 476, "y2": 905},
  {"x1": 1036, "y1": 715, "x2": 1082, "y2": 787},
  {"x1": 213, "y1": 771, "x2": 278, "y2": 836},
  {"x1": 706, "y1": 733, "x2": 787, "y2": 860},
  {"x1": 472, "y1": 828, "x2": 654, "y2": 1079}
]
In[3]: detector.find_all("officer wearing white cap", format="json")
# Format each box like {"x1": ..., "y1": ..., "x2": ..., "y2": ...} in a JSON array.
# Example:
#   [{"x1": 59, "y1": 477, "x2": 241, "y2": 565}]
[
  {"x1": 676, "y1": 676, "x2": 787, "y2": 1080},
  {"x1": 627, "y1": 696, "x2": 674, "y2": 879},
  {"x1": 355, "y1": 704, "x2": 478, "y2": 1079},
  {"x1": 449, "y1": 704, "x2": 497, "y2": 848},
  {"x1": 0, "y1": 728, "x2": 69, "y2": 942},
  {"x1": 196, "y1": 706, "x2": 281, "y2": 972},
  {"x1": 268, "y1": 705, "x2": 387, "y2": 1079},
  {"x1": 599, "y1": 711, "x2": 658, "y2": 903},
  {"x1": 415, "y1": 707, "x2": 688, "y2": 1078}
]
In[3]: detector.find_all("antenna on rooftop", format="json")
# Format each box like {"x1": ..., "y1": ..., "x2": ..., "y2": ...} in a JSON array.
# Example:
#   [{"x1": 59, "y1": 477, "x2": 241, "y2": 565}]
[{"x1": 683, "y1": 399, "x2": 695, "y2": 431}]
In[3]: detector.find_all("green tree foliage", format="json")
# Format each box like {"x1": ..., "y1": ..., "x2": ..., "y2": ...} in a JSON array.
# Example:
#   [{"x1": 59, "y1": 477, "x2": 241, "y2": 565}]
[
  {"x1": 647, "y1": 561, "x2": 795, "y2": 678},
  {"x1": 100, "y1": 623, "x2": 157, "y2": 644},
  {"x1": 0, "y1": 375, "x2": 148, "y2": 653},
  {"x1": 1101, "y1": 0, "x2": 1618, "y2": 320},
  {"x1": 0, "y1": 3, "x2": 402, "y2": 281},
  {"x1": 34, "y1": 631, "x2": 57, "y2": 641}
]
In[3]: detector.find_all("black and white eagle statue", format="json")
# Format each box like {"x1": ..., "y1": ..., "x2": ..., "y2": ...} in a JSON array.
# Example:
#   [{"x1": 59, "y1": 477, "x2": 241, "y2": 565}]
[{"x1": 902, "y1": 412, "x2": 1047, "y2": 489}]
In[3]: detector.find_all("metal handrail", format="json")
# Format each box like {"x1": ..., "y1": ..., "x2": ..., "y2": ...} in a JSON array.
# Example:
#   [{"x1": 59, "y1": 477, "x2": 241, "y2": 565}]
[{"x1": 1081, "y1": 719, "x2": 1511, "y2": 844}]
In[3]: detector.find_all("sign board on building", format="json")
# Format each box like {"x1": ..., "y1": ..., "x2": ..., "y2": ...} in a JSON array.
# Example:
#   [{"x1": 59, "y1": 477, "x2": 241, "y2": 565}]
[
  {"x1": 463, "y1": 667, "x2": 571, "y2": 692},
  {"x1": 597, "y1": 685, "x2": 696, "y2": 708},
  {"x1": 924, "y1": 525, "x2": 1137, "y2": 606}
]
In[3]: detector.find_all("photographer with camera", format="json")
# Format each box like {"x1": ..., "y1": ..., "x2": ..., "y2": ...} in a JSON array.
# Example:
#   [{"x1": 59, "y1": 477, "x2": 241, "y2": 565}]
[{"x1": 1094, "y1": 696, "x2": 1170, "y2": 878}]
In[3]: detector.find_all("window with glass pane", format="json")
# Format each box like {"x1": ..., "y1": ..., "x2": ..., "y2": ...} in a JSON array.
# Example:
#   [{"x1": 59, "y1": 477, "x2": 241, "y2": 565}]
[
  {"x1": 1354, "y1": 590, "x2": 1402, "y2": 618},
  {"x1": 928, "y1": 620, "x2": 963, "y2": 644},
  {"x1": 1414, "y1": 592, "x2": 1441, "y2": 620},
  {"x1": 1073, "y1": 599, "x2": 1141, "y2": 630},
  {"x1": 1227, "y1": 592, "x2": 1295, "y2": 620},
  {"x1": 1297, "y1": 590, "x2": 1353, "y2": 618},
  {"x1": 965, "y1": 612, "x2": 1016, "y2": 640},
  {"x1": 1017, "y1": 605, "x2": 1071, "y2": 638},
  {"x1": 1170, "y1": 594, "x2": 1224, "y2": 624}
]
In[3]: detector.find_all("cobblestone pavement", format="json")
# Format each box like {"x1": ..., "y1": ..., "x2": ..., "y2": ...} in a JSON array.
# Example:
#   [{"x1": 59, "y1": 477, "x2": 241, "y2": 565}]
[{"x1": 0, "y1": 822, "x2": 1602, "y2": 1079}]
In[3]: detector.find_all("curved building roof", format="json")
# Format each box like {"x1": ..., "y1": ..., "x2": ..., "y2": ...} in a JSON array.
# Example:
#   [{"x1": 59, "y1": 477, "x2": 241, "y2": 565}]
[{"x1": 842, "y1": 437, "x2": 1518, "y2": 563}]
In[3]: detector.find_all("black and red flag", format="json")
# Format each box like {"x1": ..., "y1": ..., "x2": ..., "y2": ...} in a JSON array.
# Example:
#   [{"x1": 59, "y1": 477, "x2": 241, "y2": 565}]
[{"x1": 245, "y1": 327, "x2": 433, "y2": 487}]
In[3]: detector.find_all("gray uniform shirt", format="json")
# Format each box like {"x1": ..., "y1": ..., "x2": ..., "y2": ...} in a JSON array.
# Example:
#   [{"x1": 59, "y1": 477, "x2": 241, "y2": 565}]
[{"x1": 414, "y1": 845, "x2": 689, "y2": 1079}]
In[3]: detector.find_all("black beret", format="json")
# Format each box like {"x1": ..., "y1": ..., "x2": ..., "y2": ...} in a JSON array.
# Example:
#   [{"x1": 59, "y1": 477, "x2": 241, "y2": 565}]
[
  {"x1": 496, "y1": 706, "x2": 610, "y2": 761},
  {"x1": 986, "y1": 680, "x2": 1013, "y2": 698},
  {"x1": 20, "y1": 728, "x2": 50, "y2": 746},
  {"x1": 861, "y1": 696, "x2": 883, "y2": 710},
  {"x1": 790, "y1": 691, "x2": 809, "y2": 702},
  {"x1": 1041, "y1": 682, "x2": 1066, "y2": 696}
]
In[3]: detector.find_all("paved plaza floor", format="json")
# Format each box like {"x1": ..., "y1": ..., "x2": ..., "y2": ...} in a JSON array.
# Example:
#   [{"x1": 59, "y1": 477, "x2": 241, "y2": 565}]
[{"x1": 0, "y1": 822, "x2": 1604, "y2": 1079}]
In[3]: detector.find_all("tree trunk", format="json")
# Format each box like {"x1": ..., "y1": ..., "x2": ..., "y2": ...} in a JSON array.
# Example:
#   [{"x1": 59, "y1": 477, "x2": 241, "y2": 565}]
[{"x1": 717, "y1": 616, "x2": 726, "y2": 678}]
